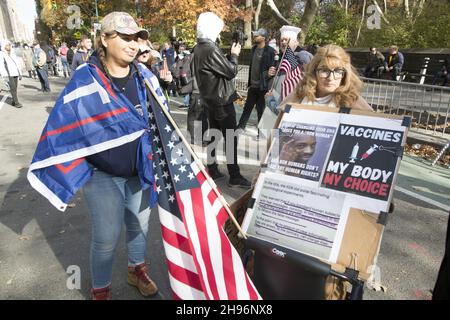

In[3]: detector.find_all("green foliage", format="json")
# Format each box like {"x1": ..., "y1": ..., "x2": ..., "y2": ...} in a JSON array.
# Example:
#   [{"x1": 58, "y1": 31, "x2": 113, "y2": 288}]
[
  {"x1": 305, "y1": 4, "x2": 357, "y2": 47},
  {"x1": 299, "y1": 0, "x2": 450, "y2": 49}
]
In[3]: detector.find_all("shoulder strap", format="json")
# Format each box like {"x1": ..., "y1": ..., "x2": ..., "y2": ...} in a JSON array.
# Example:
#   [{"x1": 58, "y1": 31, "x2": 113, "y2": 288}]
[{"x1": 3, "y1": 55, "x2": 10, "y2": 77}]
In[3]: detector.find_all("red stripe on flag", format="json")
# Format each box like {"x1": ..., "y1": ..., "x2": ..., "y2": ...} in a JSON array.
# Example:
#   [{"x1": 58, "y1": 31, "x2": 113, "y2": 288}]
[
  {"x1": 93, "y1": 65, "x2": 118, "y2": 100},
  {"x1": 189, "y1": 188, "x2": 220, "y2": 299},
  {"x1": 161, "y1": 224, "x2": 192, "y2": 255},
  {"x1": 55, "y1": 158, "x2": 85, "y2": 174},
  {"x1": 176, "y1": 192, "x2": 211, "y2": 299},
  {"x1": 216, "y1": 207, "x2": 229, "y2": 226},
  {"x1": 245, "y1": 270, "x2": 260, "y2": 300},
  {"x1": 216, "y1": 219, "x2": 238, "y2": 299},
  {"x1": 166, "y1": 259, "x2": 203, "y2": 292},
  {"x1": 39, "y1": 107, "x2": 129, "y2": 142},
  {"x1": 207, "y1": 189, "x2": 216, "y2": 206}
]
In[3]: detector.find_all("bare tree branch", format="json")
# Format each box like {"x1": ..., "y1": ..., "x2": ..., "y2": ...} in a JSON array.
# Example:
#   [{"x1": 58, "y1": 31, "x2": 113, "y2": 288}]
[
  {"x1": 266, "y1": 0, "x2": 291, "y2": 25},
  {"x1": 371, "y1": 0, "x2": 390, "y2": 24},
  {"x1": 255, "y1": 0, "x2": 264, "y2": 29}
]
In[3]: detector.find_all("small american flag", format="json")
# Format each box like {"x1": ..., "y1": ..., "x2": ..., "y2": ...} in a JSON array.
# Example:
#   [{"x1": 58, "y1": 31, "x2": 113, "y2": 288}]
[
  {"x1": 147, "y1": 92, "x2": 261, "y2": 300},
  {"x1": 279, "y1": 47, "x2": 303, "y2": 102},
  {"x1": 160, "y1": 56, "x2": 169, "y2": 79}
]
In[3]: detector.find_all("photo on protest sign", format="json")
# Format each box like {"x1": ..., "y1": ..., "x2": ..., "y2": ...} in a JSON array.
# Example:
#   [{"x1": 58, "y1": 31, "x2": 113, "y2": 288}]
[
  {"x1": 321, "y1": 120, "x2": 404, "y2": 207},
  {"x1": 266, "y1": 121, "x2": 336, "y2": 182},
  {"x1": 242, "y1": 173, "x2": 347, "y2": 262}
]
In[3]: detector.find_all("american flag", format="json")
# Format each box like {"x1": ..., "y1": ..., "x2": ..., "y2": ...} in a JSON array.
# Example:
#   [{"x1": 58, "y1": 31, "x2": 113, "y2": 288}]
[
  {"x1": 279, "y1": 47, "x2": 303, "y2": 102},
  {"x1": 147, "y1": 92, "x2": 261, "y2": 300},
  {"x1": 160, "y1": 56, "x2": 169, "y2": 79}
]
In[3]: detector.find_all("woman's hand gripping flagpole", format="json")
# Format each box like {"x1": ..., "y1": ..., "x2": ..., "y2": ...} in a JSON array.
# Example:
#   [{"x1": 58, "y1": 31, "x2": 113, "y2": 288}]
[{"x1": 143, "y1": 78, "x2": 248, "y2": 240}]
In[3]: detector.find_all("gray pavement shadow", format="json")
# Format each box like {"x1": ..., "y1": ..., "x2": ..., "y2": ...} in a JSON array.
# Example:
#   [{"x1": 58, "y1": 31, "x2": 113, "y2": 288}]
[
  {"x1": 366, "y1": 195, "x2": 447, "y2": 300},
  {"x1": 21, "y1": 84, "x2": 41, "y2": 91},
  {"x1": 397, "y1": 173, "x2": 450, "y2": 208},
  {"x1": 0, "y1": 168, "x2": 171, "y2": 300},
  {"x1": 45, "y1": 106, "x2": 53, "y2": 114},
  {"x1": 0, "y1": 94, "x2": 14, "y2": 107}
]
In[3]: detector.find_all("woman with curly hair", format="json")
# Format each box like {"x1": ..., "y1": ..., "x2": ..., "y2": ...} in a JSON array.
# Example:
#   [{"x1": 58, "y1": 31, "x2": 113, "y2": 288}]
[{"x1": 283, "y1": 44, "x2": 373, "y2": 111}]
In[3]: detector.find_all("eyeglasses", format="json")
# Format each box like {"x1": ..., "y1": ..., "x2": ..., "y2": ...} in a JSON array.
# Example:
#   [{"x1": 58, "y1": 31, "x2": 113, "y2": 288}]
[
  {"x1": 316, "y1": 68, "x2": 346, "y2": 79},
  {"x1": 140, "y1": 50, "x2": 150, "y2": 55}
]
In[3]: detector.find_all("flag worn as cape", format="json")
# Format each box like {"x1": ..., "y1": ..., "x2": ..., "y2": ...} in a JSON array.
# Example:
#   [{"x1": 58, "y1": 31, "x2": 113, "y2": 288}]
[{"x1": 27, "y1": 61, "x2": 168, "y2": 211}]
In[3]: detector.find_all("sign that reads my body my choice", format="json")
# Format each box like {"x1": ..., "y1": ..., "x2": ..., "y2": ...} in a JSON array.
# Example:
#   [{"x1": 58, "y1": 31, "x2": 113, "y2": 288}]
[{"x1": 321, "y1": 123, "x2": 404, "y2": 202}]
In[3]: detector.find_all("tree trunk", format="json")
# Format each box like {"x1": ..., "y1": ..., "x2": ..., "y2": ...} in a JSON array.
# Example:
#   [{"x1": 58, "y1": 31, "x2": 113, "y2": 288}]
[
  {"x1": 404, "y1": 0, "x2": 411, "y2": 18},
  {"x1": 244, "y1": 0, "x2": 253, "y2": 48},
  {"x1": 254, "y1": 0, "x2": 263, "y2": 29},
  {"x1": 354, "y1": 0, "x2": 367, "y2": 46},
  {"x1": 298, "y1": 0, "x2": 320, "y2": 46}
]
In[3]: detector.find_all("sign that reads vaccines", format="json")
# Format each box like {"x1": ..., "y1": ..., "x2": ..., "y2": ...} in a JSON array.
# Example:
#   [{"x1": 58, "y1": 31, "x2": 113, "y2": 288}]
[{"x1": 321, "y1": 122, "x2": 403, "y2": 203}]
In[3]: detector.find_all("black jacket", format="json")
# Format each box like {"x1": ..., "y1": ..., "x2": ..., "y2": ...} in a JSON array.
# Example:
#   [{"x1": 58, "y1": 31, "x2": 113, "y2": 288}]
[
  {"x1": 173, "y1": 53, "x2": 194, "y2": 94},
  {"x1": 193, "y1": 38, "x2": 238, "y2": 107},
  {"x1": 247, "y1": 44, "x2": 275, "y2": 91}
]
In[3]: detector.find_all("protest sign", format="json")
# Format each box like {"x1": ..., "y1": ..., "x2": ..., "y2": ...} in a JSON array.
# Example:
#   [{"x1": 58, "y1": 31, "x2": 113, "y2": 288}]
[
  {"x1": 242, "y1": 172, "x2": 348, "y2": 262},
  {"x1": 320, "y1": 114, "x2": 406, "y2": 212}
]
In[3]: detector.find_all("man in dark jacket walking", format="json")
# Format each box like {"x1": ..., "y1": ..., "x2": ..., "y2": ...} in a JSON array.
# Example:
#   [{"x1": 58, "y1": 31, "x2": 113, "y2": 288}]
[
  {"x1": 237, "y1": 28, "x2": 275, "y2": 131},
  {"x1": 193, "y1": 12, "x2": 251, "y2": 188}
]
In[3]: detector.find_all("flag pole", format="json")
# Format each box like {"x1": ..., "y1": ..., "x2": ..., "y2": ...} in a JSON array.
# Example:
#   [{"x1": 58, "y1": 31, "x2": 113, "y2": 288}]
[
  {"x1": 144, "y1": 78, "x2": 248, "y2": 240},
  {"x1": 269, "y1": 38, "x2": 291, "y2": 93}
]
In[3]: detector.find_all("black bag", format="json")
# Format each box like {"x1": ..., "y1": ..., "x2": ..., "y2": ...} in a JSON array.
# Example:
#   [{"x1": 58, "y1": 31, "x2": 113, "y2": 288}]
[{"x1": 179, "y1": 71, "x2": 190, "y2": 86}]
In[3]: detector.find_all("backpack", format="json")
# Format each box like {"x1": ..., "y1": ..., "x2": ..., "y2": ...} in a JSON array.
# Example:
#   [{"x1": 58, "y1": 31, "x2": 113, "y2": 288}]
[{"x1": 59, "y1": 46, "x2": 68, "y2": 56}]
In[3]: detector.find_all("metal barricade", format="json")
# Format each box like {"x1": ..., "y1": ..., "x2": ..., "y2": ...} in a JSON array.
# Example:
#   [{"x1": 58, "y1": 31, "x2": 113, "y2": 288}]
[
  {"x1": 361, "y1": 77, "x2": 450, "y2": 137},
  {"x1": 235, "y1": 65, "x2": 249, "y2": 95}
]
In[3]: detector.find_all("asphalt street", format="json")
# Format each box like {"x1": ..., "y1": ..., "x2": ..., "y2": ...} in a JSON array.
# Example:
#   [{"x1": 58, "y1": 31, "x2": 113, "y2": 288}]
[{"x1": 0, "y1": 75, "x2": 448, "y2": 300}]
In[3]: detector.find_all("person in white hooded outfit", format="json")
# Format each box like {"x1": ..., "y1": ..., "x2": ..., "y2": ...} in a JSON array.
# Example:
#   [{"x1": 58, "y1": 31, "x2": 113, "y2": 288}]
[
  {"x1": 0, "y1": 40, "x2": 23, "y2": 108},
  {"x1": 192, "y1": 12, "x2": 251, "y2": 189}
]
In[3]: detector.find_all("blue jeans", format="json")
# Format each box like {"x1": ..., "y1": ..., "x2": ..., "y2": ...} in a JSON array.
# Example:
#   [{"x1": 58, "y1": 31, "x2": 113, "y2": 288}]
[
  {"x1": 183, "y1": 93, "x2": 190, "y2": 106},
  {"x1": 36, "y1": 65, "x2": 50, "y2": 91},
  {"x1": 82, "y1": 169, "x2": 151, "y2": 289},
  {"x1": 61, "y1": 56, "x2": 70, "y2": 77}
]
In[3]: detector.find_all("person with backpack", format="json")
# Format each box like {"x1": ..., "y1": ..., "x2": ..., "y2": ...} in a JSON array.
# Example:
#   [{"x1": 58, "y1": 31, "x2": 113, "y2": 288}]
[
  {"x1": 67, "y1": 41, "x2": 76, "y2": 66},
  {"x1": 58, "y1": 42, "x2": 71, "y2": 78},
  {"x1": 32, "y1": 42, "x2": 51, "y2": 92},
  {"x1": 41, "y1": 42, "x2": 57, "y2": 76}
]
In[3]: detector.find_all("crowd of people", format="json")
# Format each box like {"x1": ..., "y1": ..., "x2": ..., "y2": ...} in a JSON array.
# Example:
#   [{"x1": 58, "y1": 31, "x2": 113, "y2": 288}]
[{"x1": 2, "y1": 9, "x2": 447, "y2": 300}]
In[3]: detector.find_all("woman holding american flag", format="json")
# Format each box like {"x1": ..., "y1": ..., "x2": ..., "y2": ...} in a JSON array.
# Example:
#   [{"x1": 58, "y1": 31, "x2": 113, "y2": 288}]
[{"x1": 27, "y1": 12, "x2": 168, "y2": 300}]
